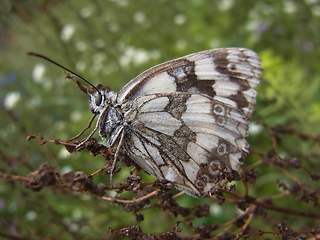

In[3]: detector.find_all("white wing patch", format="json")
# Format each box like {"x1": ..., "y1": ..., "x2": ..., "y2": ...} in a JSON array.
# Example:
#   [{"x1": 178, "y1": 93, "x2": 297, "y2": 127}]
[
  {"x1": 126, "y1": 72, "x2": 177, "y2": 101},
  {"x1": 194, "y1": 58, "x2": 220, "y2": 80},
  {"x1": 186, "y1": 142, "x2": 208, "y2": 165},
  {"x1": 212, "y1": 80, "x2": 240, "y2": 97},
  {"x1": 195, "y1": 133, "x2": 220, "y2": 152},
  {"x1": 144, "y1": 142, "x2": 165, "y2": 165},
  {"x1": 138, "y1": 111, "x2": 182, "y2": 136},
  {"x1": 140, "y1": 96, "x2": 169, "y2": 112}
]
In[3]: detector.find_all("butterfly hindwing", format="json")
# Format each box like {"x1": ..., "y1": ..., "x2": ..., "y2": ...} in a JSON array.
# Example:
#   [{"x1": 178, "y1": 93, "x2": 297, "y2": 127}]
[{"x1": 122, "y1": 92, "x2": 251, "y2": 197}]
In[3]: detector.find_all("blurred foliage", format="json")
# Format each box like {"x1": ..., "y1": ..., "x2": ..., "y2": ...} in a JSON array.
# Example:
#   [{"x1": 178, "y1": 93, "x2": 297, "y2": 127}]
[{"x1": 0, "y1": 0, "x2": 320, "y2": 239}]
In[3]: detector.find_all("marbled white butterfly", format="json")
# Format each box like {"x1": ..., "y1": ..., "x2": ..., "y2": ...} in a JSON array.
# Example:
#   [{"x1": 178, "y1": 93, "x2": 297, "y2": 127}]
[{"x1": 29, "y1": 48, "x2": 262, "y2": 197}]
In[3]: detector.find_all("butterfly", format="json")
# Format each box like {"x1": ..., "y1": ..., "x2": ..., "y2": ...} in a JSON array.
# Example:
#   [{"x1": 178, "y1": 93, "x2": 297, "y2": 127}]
[{"x1": 29, "y1": 48, "x2": 262, "y2": 197}]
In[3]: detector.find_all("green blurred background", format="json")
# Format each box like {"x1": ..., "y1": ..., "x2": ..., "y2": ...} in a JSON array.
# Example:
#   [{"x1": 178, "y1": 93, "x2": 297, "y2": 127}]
[{"x1": 1, "y1": 0, "x2": 320, "y2": 239}]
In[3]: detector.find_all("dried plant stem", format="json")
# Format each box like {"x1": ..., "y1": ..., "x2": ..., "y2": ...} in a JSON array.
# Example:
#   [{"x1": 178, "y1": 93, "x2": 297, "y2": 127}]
[{"x1": 98, "y1": 189, "x2": 160, "y2": 204}]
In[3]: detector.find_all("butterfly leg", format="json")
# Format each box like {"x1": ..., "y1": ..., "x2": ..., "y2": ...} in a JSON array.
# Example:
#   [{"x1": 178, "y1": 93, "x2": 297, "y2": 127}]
[
  {"x1": 75, "y1": 111, "x2": 106, "y2": 150},
  {"x1": 66, "y1": 115, "x2": 97, "y2": 142},
  {"x1": 109, "y1": 127, "x2": 125, "y2": 187}
]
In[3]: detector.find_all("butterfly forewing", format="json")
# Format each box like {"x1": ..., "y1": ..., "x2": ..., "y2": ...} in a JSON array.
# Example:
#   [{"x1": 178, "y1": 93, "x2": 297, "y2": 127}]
[
  {"x1": 100, "y1": 48, "x2": 261, "y2": 197},
  {"x1": 117, "y1": 48, "x2": 261, "y2": 118}
]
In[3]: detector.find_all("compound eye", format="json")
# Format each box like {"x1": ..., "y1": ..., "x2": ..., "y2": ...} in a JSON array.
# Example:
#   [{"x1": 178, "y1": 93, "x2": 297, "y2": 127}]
[{"x1": 94, "y1": 94, "x2": 102, "y2": 106}]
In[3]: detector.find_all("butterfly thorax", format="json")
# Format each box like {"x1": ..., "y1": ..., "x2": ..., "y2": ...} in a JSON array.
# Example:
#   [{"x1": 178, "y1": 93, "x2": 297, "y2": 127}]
[{"x1": 89, "y1": 90, "x2": 124, "y2": 147}]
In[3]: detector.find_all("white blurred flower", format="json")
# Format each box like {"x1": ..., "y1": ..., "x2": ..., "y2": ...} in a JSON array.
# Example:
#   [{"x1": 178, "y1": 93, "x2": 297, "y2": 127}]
[
  {"x1": 133, "y1": 11, "x2": 146, "y2": 24},
  {"x1": 284, "y1": 1, "x2": 296, "y2": 14},
  {"x1": 31, "y1": 64, "x2": 53, "y2": 90},
  {"x1": 76, "y1": 41, "x2": 87, "y2": 52},
  {"x1": 69, "y1": 223, "x2": 79, "y2": 232},
  {"x1": 93, "y1": 52, "x2": 106, "y2": 63},
  {"x1": 174, "y1": 14, "x2": 186, "y2": 25},
  {"x1": 249, "y1": 122, "x2": 263, "y2": 136},
  {"x1": 58, "y1": 148, "x2": 70, "y2": 159},
  {"x1": 32, "y1": 63, "x2": 46, "y2": 83},
  {"x1": 4, "y1": 92, "x2": 21, "y2": 109},
  {"x1": 90, "y1": 52, "x2": 106, "y2": 74},
  {"x1": 107, "y1": 190, "x2": 117, "y2": 197},
  {"x1": 25, "y1": 210, "x2": 37, "y2": 221},
  {"x1": 312, "y1": 5, "x2": 320, "y2": 16},
  {"x1": 72, "y1": 209, "x2": 83, "y2": 221},
  {"x1": 134, "y1": 51, "x2": 149, "y2": 65},
  {"x1": 305, "y1": 0, "x2": 319, "y2": 5},
  {"x1": 70, "y1": 111, "x2": 82, "y2": 122},
  {"x1": 80, "y1": 6, "x2": 93, "y2": 18},
  {"x1": 120, "y1": 47, "x2": 160, "y2": 67},
  {"x1": 61, "y1": 165, "x2": 73, "y2": 174},
  {"x1": 219, "y1": 0, "x2": 234, "y2": 11},
  {"x1": 210, "y1": 204, "x2": 222, "y2": 215},
  {"x1": 61, "y1": 24, "x2": 75, "y2": 42}
]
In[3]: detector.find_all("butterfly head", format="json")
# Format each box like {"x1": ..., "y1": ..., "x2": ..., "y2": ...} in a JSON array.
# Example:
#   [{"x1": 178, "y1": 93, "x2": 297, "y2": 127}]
[{"x1": 89, "y1": 85, "x2": 117, "y2": 115}]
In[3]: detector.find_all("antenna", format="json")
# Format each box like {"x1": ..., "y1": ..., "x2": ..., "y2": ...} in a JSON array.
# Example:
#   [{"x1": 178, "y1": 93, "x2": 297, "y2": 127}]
[{"x1": 27, "y1": 52, "x2": 101, "y2": 95}]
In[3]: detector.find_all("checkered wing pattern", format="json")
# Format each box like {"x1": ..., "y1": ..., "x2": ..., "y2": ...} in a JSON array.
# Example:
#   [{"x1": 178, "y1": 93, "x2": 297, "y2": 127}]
[{"x1": 113, "y1": 48, "x2": 262, "y2": 197}]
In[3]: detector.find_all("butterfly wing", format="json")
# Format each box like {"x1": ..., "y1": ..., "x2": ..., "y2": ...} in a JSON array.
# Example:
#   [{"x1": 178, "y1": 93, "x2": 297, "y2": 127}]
[
  {"x1": 117, "y1": 48, "x2": 262, "y2": 119},
  {"x1": 122, "y1": 92, "x2": 252, "y2": 197},
  {"x1": 116, "y1": 48, "x2": 261, "y2": 197}
]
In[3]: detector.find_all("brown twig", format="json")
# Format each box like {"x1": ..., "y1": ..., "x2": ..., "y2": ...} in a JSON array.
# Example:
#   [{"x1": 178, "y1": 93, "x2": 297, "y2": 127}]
[{"x1": 98, "y1": 189, "x2": 160, "y2": 204}]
